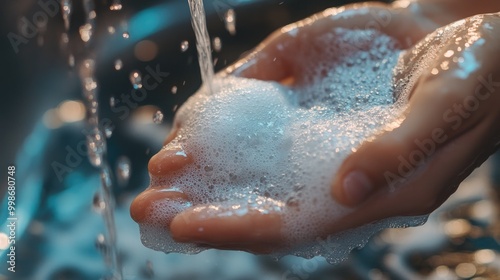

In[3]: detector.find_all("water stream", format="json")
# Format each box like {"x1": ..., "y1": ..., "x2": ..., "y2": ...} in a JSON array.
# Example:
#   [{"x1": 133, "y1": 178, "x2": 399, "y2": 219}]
[
  {"x1": 187, "y1": 0, "x2": 215, "y2": 94},
  {"x1": 62, "y1": 0, "x2": 218, "y2": 278},
  {"x1": 73, "y1": 1, "x2": 123, "y2": 279}
]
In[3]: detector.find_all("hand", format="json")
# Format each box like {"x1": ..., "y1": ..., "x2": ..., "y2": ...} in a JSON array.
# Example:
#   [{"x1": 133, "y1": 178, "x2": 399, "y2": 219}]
[
  {"x1": 130, "y1": 1, "x2": 500, "y2": 253},
  {"x1": 331, "y1": 13, "x2": 500, "y2": 224}
]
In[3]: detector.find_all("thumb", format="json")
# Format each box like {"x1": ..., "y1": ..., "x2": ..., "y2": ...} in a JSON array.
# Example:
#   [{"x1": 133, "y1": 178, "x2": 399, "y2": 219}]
[
  {"x1": 330, "y1": 88, "x2": 471, "y2": 207},
  {"x1": 331, "y1": 15, "x2": 500, "y2": 207}
]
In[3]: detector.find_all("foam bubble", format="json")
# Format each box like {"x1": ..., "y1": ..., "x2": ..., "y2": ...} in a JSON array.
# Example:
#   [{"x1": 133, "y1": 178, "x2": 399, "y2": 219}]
[{"x1": 137, "y1": 28, "x2": 428, "y2": 262}]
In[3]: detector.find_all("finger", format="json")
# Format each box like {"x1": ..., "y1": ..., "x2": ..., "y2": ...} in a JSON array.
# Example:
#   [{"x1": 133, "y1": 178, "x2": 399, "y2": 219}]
[
  {"x1": 170, "y1": 197, "x2": 284, "y2": 248},
  {"x1": 331, "y1": 19, "x2": 499, "y2": 206},
  {"x1": 130, "y1": 188, "x2": 189, "y2": 224},
  {"x1": 226, "y1": 3, "x2": 431, "y2": 81},
  {"x1": 148, "y1": 141, "x2": 193, "y2": 176},
  {"x1": 328, "y1": 117, "x2": 498, "y2": 233}
]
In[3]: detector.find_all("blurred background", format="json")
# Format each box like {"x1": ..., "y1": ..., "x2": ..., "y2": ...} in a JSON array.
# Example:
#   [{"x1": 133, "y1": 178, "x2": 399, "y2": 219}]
[{"x1": 1, "y1": 0, "x2": 500, "y2": 279}]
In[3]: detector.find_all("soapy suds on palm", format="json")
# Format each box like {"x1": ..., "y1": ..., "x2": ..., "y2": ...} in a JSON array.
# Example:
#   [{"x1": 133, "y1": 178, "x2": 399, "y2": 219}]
[{"x1": 137, "y1": 28, "x2": 429, "y2": 261}]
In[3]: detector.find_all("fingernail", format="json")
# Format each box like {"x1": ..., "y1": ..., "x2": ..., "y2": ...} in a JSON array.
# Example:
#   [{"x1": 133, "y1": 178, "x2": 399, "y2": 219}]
[{"x1": 342, "y1": 171, "x2": 373, "y2": 205}]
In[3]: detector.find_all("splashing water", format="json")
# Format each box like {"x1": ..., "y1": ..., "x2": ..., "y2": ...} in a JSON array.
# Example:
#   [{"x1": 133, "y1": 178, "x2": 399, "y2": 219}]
[
  {"x1": 72, "y1": 2, "x2": 122, "y2": 279},
  {"x1": 187, "y1": 0, "x2": 214, "y2": 94}
]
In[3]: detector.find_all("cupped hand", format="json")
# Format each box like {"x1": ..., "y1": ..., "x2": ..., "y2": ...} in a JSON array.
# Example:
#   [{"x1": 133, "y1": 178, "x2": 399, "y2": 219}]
[
  {"x1": 331, "y1": 14, "x2": 500, "y2": 228},
  {"x1": 131, "y1": 1, "x2": 500, "y2": 253}
]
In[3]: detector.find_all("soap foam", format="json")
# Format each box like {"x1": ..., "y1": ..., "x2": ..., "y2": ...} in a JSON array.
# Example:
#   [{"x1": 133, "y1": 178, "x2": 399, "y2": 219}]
[{"x1": 138, "y1": 28, "x2": 428, "y2": 262}]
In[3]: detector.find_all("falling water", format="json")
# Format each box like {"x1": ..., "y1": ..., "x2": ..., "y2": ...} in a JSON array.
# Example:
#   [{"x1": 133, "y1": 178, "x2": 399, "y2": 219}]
[
  {"x1": 74, "y1": 1, "x2": 122, "y2": 279},
  {"x1": 187, "y1": 0, "x2": 214, "y2": 94},
  {"x1": 79, "y1": 59, "x2": 122, "y2": 280},
  {"x1": 61, "y1": 0, "x2": 73, "y2": 66}
]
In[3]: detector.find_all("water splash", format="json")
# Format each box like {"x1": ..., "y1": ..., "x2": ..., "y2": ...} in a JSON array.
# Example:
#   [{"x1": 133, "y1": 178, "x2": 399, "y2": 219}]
[
  {"x1": 60, "y1": 0, "x2": 121, "y2": 278},
  {"x1": 187, "y1": 0, "x2": 214, "y2": 94}
]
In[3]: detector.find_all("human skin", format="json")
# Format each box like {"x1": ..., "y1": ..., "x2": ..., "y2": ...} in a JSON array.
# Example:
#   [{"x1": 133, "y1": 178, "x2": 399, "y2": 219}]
[{"x1": 131, "y1": 0, "x2": 500, "y2": 252}]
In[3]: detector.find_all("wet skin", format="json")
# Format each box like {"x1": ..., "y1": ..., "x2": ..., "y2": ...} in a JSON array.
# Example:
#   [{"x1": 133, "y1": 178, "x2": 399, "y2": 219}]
[{"x1": 131, "y1": 0, "x2": 500, "y2": 252}]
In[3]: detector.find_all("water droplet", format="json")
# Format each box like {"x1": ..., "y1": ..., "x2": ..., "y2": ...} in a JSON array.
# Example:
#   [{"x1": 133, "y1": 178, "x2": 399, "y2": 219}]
[
  {"x1": 110, "y1": 0, "x2": 122, "y2": 11},
  {"x1": 68, "y1": 54, "x2": 75, "y2": 67},
  {"x1": 171, "y1": 86, "x2": 178, "y2": 94},
  {"x1": 95, "y1": 233, "x2": 108, "y2": 255},
  {"x1": 86, "y1": 128, "x2": 106, "y2": 167},
  {"x1": 180, "y1": 40, "x2": 189, "y2": 52},
  {"x1": 129, "y1": 71, "x2": 142, "y2": 89},
  {"x1": 107, "y1": 26, "x2": 115, "y2": 34},
  {"x1": 153, "y1": 110, "x2": 164, "y2": 124},
  {"x1": 110, "y1": 97, "x2": 116, "y2": 108},
  {"x1": 60, "y1": 33, "x2": 69, "y2": 48},
  {"x1": 116, "y1": 156, "x2": 131, "y2": 186},
  {"x1": 62, "y1": 0, "x2": 72, "y2": 31},
  {"x1": 114, "y1": 59, "x2": 123, "y2": 71},
  {"x1": 224, "y1": 9, "x2": 236, "y2": 35},
  {"x1": 79, "y1": 23, "x2": 93, "y2": 43},
  {"x1": 104, "y1": 126, "x2": 113, "y2": 138},
  {"x1": 212, "y1": 37, "x2": 222, "y2": 52},
  {"x1": 122, "y1": 31, "x2": 130, "y2": 39},
  {"x1": 93, "y1": 192, "x2": 106, "y2": 213}
]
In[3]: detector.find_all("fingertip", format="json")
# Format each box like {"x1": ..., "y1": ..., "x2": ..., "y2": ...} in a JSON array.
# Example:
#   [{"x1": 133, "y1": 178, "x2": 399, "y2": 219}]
[
  {"x1": 130, "y1": 188, "x2": 189, "y2": 224},
  {"x1": 148, "y1": 143, "x2": 193, "y2": 176}
]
